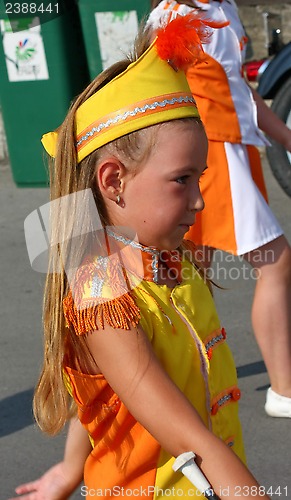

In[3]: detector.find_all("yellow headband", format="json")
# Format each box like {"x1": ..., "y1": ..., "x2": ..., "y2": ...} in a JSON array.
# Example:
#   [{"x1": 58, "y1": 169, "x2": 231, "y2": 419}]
[{"x1": 41, "y1": 13, "x2": 214, "y2": 163}]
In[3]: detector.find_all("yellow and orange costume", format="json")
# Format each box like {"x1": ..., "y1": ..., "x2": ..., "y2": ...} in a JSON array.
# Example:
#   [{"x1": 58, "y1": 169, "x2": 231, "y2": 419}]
[{"x1": 63, "y1": 236, "x2": 245, "y2": 498}]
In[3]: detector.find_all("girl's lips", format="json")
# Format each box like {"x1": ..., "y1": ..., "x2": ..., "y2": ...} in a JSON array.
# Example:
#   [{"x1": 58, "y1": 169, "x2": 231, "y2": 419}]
[{"x1": 180, "y1": 221, "x2": 194, "y2": 229}]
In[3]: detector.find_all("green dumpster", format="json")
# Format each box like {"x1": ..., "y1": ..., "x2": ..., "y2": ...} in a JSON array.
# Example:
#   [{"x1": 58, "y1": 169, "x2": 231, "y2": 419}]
[
  {"x1": 0, "y1": 2, "x2": 89, "y2": 186},
  {"x1": 77, "y1": 0, "x2": 151, "y2": 80}
]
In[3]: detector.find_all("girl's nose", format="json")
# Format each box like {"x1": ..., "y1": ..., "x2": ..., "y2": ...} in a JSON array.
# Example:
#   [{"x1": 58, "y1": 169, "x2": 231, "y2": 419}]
[{"x1": 189, "y1": 187, "x2": 205, "y2": 213}]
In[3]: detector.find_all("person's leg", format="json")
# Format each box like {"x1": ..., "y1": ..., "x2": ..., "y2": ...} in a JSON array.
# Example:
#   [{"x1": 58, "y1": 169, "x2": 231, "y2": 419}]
[{"x1": 245, "y1": 235, "x2": 291, "y2": 414}]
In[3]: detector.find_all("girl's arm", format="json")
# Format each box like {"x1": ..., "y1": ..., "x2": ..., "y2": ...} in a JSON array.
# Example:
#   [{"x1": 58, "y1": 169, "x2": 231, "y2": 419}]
[
  {"x1": 11, "y1": 417, "x2": 91, "y2": 500},
  {"x1": 250, "y1": 85, "x2": 291, "y2": 152},
  {"x1": 85, "y1": 323, "x2": 270, "y2": 500}
]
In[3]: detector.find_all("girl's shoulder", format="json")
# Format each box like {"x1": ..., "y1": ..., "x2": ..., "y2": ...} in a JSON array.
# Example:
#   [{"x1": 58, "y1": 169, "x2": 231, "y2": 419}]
[
  {"x1": 62, "y1": 240, "x2": 213, "y2": 337},
  {"x1": 63, "y1": 253, "x2": 141, "y2": 336}
]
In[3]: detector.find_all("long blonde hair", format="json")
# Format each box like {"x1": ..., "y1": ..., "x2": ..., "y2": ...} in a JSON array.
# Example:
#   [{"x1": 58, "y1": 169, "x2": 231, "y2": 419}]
[{"x1": 33, "y1": 27, "x2": 203, "y2": 436}]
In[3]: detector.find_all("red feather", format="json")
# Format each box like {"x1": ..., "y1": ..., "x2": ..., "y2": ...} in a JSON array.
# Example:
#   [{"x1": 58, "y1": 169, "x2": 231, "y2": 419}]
[{"x1": 155, "y1": 12, "x2": 229, "y2": 71}]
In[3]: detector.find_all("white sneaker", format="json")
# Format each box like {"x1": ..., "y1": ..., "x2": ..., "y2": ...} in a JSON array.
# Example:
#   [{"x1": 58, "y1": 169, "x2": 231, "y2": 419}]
[{"x1": 265, "y1": 387, "x2": 291, "y2": 418}]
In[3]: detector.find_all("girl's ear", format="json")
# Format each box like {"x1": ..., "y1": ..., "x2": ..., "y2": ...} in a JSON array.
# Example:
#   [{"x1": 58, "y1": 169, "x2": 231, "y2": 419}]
[{"x1": 97, "y1": 158, "x2": 126, "y2": 201}]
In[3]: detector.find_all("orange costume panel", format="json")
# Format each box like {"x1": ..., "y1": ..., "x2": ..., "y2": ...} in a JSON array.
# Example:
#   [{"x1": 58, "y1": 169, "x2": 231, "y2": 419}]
[{"x1": 63, "y1": 242, "x2": 246, "y2": 499}]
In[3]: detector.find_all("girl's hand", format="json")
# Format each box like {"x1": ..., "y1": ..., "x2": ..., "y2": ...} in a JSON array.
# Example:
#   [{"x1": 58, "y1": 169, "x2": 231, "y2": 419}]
[
  {"x1": 9, "y1": 461, "x2": 79, "y2": 500},
  {"x1": 9, "y1": 418, "x2": 90, "y2": 500}
]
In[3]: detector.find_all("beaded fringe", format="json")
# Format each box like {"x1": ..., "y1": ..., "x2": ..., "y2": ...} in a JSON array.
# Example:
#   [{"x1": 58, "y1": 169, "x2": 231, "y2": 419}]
[{"x1": 63, "y1": 291, "x2": 141, "y2": 336}]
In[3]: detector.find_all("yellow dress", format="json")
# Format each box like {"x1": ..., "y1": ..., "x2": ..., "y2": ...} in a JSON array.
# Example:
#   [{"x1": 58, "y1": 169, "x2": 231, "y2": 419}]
[{"x1": 63, "y1": 244, "x2": 245, "y2": 499}]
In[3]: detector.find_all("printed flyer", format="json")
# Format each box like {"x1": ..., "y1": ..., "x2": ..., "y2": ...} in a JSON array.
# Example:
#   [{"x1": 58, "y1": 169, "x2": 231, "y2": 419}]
[
  {"x1": 0, "y1": 17, "x2": 49, "y2": 81},
  {"x1": 95, "y1": 10, "x2": 139, "y2": 70}
]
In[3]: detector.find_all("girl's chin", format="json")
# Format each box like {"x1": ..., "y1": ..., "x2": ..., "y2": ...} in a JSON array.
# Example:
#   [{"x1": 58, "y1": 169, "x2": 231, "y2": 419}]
[{"x1": 134, "y1": 230, "x2": 186, "y2": 251}]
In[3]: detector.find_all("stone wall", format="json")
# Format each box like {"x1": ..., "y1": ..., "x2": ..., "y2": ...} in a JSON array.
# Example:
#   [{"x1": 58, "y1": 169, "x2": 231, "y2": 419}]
[{"x1": 237, "y1": 2, "x2": 291, "y2": 60}]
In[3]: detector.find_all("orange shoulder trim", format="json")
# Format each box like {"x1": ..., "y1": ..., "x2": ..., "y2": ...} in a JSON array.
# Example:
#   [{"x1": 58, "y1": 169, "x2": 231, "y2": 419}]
[{"x1": 63, "y1": 291, "x2": 141, "y2": 336}]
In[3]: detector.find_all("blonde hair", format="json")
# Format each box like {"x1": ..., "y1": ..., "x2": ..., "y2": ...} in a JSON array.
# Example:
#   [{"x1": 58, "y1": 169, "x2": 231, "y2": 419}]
[{"x1": 33, "y1": 27, "x2": 203, "y2": 436}]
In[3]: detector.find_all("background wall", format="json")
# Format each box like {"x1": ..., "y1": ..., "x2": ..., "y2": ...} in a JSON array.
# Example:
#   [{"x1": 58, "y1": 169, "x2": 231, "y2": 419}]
[{"x1": 237, "y1": 1, "x2": 291, "y2": 60}]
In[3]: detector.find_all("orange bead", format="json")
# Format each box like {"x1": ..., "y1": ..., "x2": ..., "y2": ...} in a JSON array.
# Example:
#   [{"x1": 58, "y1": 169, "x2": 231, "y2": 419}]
[{"x1": 232, "y1": 388, "x2": 241, "y2": 401}]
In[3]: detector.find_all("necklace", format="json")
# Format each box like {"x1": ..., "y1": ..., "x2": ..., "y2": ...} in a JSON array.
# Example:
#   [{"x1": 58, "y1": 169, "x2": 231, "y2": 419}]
[{"x1": 106, "y1": 229, "x2": 182, "y2": 284}]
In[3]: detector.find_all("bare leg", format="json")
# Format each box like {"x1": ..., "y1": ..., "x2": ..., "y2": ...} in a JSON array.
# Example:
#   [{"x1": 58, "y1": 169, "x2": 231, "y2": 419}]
[{"x1": 244, "y1": 235, "x2": 291, "y2": 398}]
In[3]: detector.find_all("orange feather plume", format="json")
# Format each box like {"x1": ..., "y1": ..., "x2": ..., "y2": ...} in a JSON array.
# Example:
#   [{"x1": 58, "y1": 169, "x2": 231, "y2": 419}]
[{"x1": 155, "y1": 12, "x2": 229, "y2": 71}]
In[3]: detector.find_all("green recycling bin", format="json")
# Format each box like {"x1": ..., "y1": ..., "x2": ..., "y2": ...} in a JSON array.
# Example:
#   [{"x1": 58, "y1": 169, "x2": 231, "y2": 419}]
[
  {"x1": 77, "y1": 0, "x2": 151, "y2": 80},
  {"x1": 0, "y1": 2, "x2": 89, "y2": 186}
]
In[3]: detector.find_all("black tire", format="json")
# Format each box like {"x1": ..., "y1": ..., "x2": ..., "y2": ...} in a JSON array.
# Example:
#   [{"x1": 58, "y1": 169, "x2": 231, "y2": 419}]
[{"x1": 266, "y1": 76, "x2": 291, "y2": 197}]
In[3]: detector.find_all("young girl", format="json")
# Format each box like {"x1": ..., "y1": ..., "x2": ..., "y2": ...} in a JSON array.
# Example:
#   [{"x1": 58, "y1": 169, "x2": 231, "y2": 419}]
[
  {"x1": 148, "y1": 0, "x2": 291, "y2": 418},
  {"x1": 13, "y1": 15, "x2": 270, "y2": 500}
]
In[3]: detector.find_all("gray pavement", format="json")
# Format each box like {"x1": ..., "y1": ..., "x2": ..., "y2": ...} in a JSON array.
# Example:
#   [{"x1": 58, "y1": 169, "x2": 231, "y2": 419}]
[{"x1": 1, "y1": 153, "x2": 291, "y2": 499}]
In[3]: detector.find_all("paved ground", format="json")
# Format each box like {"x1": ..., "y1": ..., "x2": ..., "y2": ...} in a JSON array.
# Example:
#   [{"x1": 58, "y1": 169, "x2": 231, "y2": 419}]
[{"x1": 0, "y1": 152, "x2": 291, "y2": 499}]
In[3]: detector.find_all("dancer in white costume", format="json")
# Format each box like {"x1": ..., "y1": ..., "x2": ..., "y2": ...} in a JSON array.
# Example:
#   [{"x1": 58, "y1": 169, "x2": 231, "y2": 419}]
[{"x1": 148, "y1": 0, "x2": 291, "y2": 417}]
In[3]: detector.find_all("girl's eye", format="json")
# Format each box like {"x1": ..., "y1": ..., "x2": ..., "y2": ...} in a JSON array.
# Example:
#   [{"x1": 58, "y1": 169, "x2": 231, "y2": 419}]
[{"x1": 175, "y1": 175, "x2": 189, "y2": 185}]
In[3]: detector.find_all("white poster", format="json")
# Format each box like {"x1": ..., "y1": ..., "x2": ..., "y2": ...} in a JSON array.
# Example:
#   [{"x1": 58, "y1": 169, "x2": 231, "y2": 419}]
[
  {"x1": 95, "y1": 11, "x2": 139, "y2": 70},
  {"x1": 0, "y1": 17, "x2": 49, "y2": 82}
]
